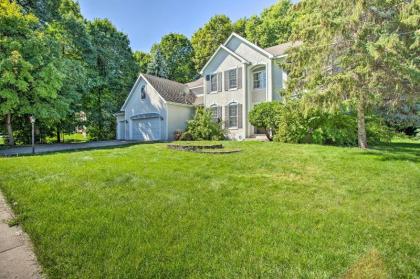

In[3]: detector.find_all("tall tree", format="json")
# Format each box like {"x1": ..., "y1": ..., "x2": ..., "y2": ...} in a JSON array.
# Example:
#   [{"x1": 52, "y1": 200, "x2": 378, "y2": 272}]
[
  {"x1": 46, "y1": 0, "x2": 93, "y2": 142},
  {"x1": 0, "y1": 0, "x2": 63, "y2": 145},
  {"x1": 148, "y1": 33, "x2": 196, "y2": 83},
  {"x1": 244, "y1": 0, "x2": 295, "y2": 48},
  {"x1": 16, "y1": 0, "x2": 63, "y2": 22},
  {"x1": 85, "y1": 19, "x2": 138, "y2": 140},
  {"x1": 146, "y1": 47, "x2": 169, "y2": 79},
  {"x1": 233, "y1": 18, "x2": 248, "y2": 37},
  {"x1": 133, "y1": 51, "x2": 152, "y2": 74},
  {"x1": 283, "y1": 0, "x2": 419, "y2": 148},
  {"x1": 191, "y1": 15, "x2": 233, "y2": 72}
]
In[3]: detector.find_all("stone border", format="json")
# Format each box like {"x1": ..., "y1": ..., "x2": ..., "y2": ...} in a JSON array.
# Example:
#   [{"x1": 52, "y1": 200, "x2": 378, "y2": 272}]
[
  {"x1": 195, "y1": 149, "x2": 241, "y2": 154},
  {"x1": 167, "y1": 144, "x2": 240, "y2": 154},
  {"x1": 167, "y1": 144, "x2": 223, "y2": 151}
]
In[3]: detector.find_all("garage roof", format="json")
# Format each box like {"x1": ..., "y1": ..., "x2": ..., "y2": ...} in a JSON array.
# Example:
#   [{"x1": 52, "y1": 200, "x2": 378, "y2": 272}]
[{"x1": 143, "y1": 74, "x2": 196, "y2": 105}]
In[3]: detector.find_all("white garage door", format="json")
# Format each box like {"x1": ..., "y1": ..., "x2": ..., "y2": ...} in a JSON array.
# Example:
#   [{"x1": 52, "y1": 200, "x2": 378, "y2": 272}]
[{"x1": 132, "y1": 118, "x2": 161, "y2": 141}]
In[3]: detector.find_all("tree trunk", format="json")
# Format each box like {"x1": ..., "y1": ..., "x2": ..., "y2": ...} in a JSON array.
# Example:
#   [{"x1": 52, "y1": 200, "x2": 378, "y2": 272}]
[
  {"x1": 5, "y1": 113, "x2": 14, "y2": 146},
  {"x1": 56, "y1": 125, "x2": 61, "y2": 143},
  {"x1": 265, "y1": 129, "x2": 273, "y2": 141},
  {"x1": 357, "y1": 95, "x2": 368, "y2": 149}
]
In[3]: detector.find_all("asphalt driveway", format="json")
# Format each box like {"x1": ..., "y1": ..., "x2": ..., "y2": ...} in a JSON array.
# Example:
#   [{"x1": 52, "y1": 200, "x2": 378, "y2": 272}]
[{"x1": 0, "y1": 141, "x2": 140, "y2": 156}]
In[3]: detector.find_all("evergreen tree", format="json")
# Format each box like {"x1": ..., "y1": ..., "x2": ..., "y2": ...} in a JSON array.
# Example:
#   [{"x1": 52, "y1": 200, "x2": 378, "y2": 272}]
[
  {"x1": 283, "y1": 0, "x2": 419, "y2": 148},
  {"x1": 147, "y1": 47, "x2": 169, "y2": 79}
]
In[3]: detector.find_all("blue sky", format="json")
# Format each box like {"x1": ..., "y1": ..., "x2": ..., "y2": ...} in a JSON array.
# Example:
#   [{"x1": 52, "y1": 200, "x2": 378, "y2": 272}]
[{"x1": 78, "y1": 0, "x2": 280, "y2": 52}]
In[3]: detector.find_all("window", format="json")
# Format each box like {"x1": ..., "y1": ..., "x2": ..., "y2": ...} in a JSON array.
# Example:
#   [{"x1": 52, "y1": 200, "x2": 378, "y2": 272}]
[
  {"x1": 210, "y1": 74, "x2": 218, "y2": 92},
  {"x1": 228, "y1": 103, "x2": 238, "y2": 128},
  {"x1": 140, "y1": 85, "x2": 146, "y2": 100},
  {"x1": 253, "y1": 71, "x2": 266, "y2": 89},
  {"x1": 210, "y1": 105, "x2": 219, "y2": 123},
  {"x1": 228, "y1": 69, "x2": 237, "y2": 89}
]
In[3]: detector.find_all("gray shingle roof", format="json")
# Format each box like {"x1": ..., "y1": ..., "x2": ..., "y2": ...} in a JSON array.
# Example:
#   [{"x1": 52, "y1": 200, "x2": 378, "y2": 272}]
[
  {"x1": 142, "y1": 74, "x2": 196, "y2": 105},
  {"x1": 264, "y1": 41, "x2": 303, "y2": 57},
  {"x1": 185, "y1": 79, "x2": 203, "y2": 89}
]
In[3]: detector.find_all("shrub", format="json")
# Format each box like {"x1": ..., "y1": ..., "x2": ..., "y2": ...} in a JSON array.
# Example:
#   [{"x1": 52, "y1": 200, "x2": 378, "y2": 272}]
[
  {"x1": 179, "y1": 131, "x2": 193, "y2": 141},
  {"x1": 275, "y1": 100, "x2": 392, "y2": 146},
  {"x1": 249, "y1": 102, "x2": 283, "y2": 141},
  {"x1": 184, "y1": 107, "x2": 224, "y2": 141}
]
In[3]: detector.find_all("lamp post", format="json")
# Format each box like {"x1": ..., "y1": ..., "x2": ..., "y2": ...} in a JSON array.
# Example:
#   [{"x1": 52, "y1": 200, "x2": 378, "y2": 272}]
[{"x1": 29, "y1": 116, "x2": 35, "y2": 154}]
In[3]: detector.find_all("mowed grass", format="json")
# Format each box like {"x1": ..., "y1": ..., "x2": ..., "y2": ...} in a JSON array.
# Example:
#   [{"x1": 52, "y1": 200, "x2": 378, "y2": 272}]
[{"x1": 0, "y1": 141, "x2": 419, "y2": 278}]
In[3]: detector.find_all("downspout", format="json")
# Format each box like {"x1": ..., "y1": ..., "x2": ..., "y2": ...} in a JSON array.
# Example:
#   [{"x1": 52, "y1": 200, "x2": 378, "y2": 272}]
[{"x1": 243, "y1": 62, "x2": 249, "y2": 138}]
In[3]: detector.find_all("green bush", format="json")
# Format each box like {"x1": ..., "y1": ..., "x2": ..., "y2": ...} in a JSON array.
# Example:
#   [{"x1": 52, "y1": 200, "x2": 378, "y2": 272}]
[
  {"x1": 184, "y1": 107, "x2": 224, "y2": 141},
  {"x1": 275, "y1": 101, "x2": 391, "y2": 146},
  {"x1": 179, "y1": 131, "x2": 193, "y2": 141},
  {"x1": 249, "y1": 102, "x2": 283, "y2": 141}
]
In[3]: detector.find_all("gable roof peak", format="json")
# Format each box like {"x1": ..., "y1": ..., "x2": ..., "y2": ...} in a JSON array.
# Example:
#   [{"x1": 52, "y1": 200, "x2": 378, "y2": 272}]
[{"x1": 224, "y1": 32, "x2": 274, "y2": 59}]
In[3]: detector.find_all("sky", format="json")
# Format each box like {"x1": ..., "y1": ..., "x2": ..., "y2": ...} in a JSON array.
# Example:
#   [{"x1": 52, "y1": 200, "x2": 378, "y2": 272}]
[{"x1": 78, "y1": 0, "x2": 279, "y2": 52}]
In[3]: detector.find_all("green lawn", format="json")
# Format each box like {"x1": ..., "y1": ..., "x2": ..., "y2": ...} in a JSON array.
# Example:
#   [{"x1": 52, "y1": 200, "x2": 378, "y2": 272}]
[{"x1": 0, "y1": 141, "x2": 419, "y2": 278}]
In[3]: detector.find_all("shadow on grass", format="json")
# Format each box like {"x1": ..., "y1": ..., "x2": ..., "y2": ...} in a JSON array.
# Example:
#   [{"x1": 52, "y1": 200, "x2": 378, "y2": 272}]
[
  {"x1": 361, "y1": 142, "x2": 420, "y2": 163},
  {"x1": 1, "y1": 141, "x2": 162, "y2": 158}
]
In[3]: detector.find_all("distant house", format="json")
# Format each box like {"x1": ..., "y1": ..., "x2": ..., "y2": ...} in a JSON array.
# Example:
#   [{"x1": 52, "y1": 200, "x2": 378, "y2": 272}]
[{"x1": 116, "y1": 33, "x2": 300, "y2": 141}]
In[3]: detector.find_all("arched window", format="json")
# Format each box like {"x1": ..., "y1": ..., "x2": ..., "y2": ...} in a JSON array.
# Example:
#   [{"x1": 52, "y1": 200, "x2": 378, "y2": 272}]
[
  {"x1": 140, "y1": 85, "x2": 146, "y2": 100},
  {"x1": 228, "y1": 102, "x2": 238, "y2": 128}
]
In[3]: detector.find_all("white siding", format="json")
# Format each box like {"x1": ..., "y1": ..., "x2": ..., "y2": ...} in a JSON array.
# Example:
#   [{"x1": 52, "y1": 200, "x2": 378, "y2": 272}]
[
  {"x1": 203, "y1": 48, "x2": 247, "y2": 139},
  {"x1": 167, "y1": 104, "x2": 195, "y2": 141},
  {"x1": 123, "y1": 79, "x2": 168, "y2": 140},
  {"x1": 225, "y1": 37, "x2": 271, "y2": 65},
  {"x1": 116, "y1": 114, "x2": 126, "y2": 140}
]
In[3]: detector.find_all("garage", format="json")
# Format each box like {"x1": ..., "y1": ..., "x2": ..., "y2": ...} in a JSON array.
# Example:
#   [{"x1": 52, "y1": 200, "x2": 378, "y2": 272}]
[
  {"x1": 117, "y1": 121, "x2": 126, "y2": 140},
  {"x1": 131, "y1": 113, "x2": 162, "y2": 141}
]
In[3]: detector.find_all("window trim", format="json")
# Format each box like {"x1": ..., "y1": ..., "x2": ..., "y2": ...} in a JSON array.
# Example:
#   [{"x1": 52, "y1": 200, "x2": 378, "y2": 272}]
[
  {"x1": 253, "y1": 70, "x2": 266, "y2": 90},
  {"x1": 210, "y1": 74, "x2": 218, "y2": 93},
  {"x1": 210, "y1": 104, "x2": 219, "y2": 123},
  {"x1": 228, "y1": 68, "x2": 238, "y2": 90},
  {"x1": 228, "y1": 102, "x2": 239, "y2": 129}
]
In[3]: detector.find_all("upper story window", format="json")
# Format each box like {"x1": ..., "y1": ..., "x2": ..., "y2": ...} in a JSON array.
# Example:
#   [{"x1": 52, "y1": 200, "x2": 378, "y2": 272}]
[
  {"x1": 210, "y1": 74, "x2": 218, "y2": 92},
  {"x1": 228, "y1": 69, "x2": 237, "y2": 89},
  {"x1": 253, "y1": 71, "x2": 266, "y2": 89},
  {"x1": 228, "y1": 103, "x2": 238, "y2": 128},
  {"x1": 140, "y1": 85, "x2": 146, "y2": 100},
  {"x1": 210, "y1": 105, "x2": 219, "y2": 123}
]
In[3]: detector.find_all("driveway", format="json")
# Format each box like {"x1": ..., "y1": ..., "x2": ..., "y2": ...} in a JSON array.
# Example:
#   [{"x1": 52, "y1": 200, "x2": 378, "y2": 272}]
[{"x1": 0, "y1": 141, "x2": 140, "y2": 156}]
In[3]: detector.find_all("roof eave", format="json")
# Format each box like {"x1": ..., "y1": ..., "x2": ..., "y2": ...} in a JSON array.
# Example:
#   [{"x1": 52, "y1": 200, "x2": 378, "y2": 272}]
[{"x1": 199, "y1": 45, "x2": 250, "y2": 75}]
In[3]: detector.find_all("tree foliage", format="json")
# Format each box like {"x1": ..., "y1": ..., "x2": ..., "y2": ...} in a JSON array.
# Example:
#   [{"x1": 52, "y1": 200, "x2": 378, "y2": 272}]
[
  {"x1": 248, "y1": 102, "x2": 283, "y2": 141},
  {"x1": 244, "y1": 0, "x2": 295, "y2": 48},
  {"x1": 191, "y1": 15, "x2": 233, "y2": 72},
  {"x1": 134, "y1": 51, "x2": 151, "y2": 74},
  {"x1": 0, "y1": 0, "x2": 64, "y2": 145},
  {"x1": 148, "y1": 33, "x2": 196, "y2": 83},
  {"x1": 84, "y1": 19, "x2": 138, "y2": 140},
  {"x1": 283, "y1": 0, "x2": 419, "y2": 148}
]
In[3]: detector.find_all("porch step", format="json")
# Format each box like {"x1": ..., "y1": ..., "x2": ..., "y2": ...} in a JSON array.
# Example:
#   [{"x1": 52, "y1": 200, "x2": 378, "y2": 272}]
[{"x1": 245, "y1": 134, "x2": 269, "y2": 142}]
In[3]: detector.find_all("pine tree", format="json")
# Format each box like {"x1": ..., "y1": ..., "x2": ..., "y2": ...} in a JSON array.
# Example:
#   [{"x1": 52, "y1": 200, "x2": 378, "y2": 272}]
[{"x1": 283, "y1": 0, "x2": 419, "y2": 148}]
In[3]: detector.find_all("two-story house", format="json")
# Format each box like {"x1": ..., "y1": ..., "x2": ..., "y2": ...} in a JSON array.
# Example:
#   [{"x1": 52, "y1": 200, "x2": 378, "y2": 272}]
[{"x1": 116, "y1": 33, "x2": 300, "y2": 141}]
